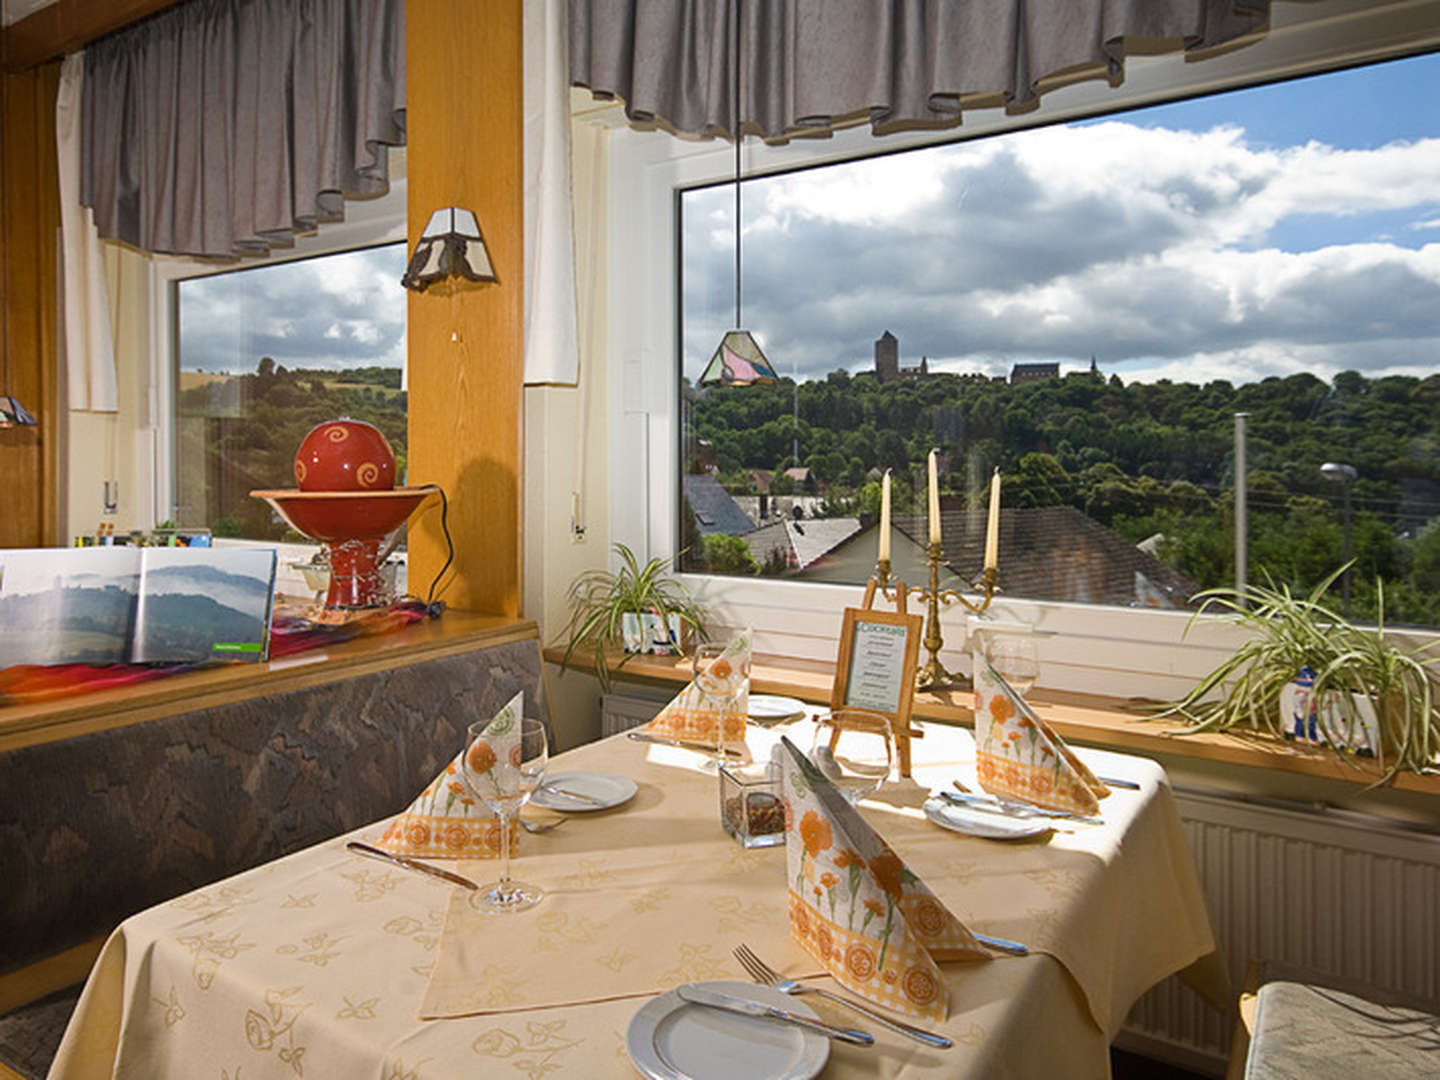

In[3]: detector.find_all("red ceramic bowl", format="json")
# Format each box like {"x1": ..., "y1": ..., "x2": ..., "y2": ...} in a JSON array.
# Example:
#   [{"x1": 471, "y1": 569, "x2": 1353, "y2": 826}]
[{"x1": 295, "y1": 418, "x2": 397, "y2": 492}]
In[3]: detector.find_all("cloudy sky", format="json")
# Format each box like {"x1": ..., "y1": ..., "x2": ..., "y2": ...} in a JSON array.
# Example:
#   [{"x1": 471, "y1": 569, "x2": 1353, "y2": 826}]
[
  {"x1": 683, "y1": 52, "x2": 1440, "y2": 387},
  {"x1": 178, "y1": 241, "x2": 405, "y2": 374}
]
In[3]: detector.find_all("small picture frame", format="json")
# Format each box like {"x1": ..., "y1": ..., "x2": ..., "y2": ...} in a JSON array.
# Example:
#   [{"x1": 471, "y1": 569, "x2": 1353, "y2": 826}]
[{"x1": 830, "y1": 606, "x2": 923, "y2": 776}]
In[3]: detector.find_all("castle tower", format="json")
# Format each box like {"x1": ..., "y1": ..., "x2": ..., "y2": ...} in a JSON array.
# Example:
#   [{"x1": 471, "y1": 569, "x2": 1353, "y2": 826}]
[{"x1": 875, "y1": 331, "x2": 899, "y2": 382}]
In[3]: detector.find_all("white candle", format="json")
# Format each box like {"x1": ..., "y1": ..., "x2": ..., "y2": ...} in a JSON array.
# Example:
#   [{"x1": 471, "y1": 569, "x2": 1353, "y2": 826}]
[
  {"x1": 927, "y1": 450, "x2": 941, "y2": 545},
  {"x1": 984, "y1": 468, "x2": 1001, "y2": 571},
  {"x1": 878, "y1": 469, "x2": 892, "y2": 562}
]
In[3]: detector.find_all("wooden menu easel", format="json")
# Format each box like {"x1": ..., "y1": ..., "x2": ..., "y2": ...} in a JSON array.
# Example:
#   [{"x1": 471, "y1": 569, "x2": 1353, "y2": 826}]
[{"x1": 830, "y1": 576, "x2": 923, "y2": 777}]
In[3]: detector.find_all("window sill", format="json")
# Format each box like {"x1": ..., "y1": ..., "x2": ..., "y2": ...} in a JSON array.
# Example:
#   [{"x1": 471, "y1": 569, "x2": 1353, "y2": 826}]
[
  {"x1": 3, "y1": 612, "x2": 536, "y2": 752},
  {"x1": 543, "y1": 645, "x2": 1440, "y2": 796}
]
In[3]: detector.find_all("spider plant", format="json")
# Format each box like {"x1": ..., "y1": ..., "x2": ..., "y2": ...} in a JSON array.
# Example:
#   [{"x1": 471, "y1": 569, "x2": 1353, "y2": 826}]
[
  {"x1": 1310, "y1": 580, "x2": 1437, "y2": 782},
  {"x1": 1161, "y1": 565, "x2": 1440, "y2": 783},
  {"x1": 556, "y1": 543, "x2": 708, "y2": 691}
]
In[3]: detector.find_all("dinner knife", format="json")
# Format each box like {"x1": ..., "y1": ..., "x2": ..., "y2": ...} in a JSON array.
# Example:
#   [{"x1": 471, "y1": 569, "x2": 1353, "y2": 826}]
[
  {"x1": 675, "y1": 984, "x2": 875, "y2": 1045},
  {"x1": 1096, "y1": 775, "x2": 1142, "y2": 790},
  {"x1": 345, "y1": 841, "x2": 479, "y2": 890},
  {"x1": 626, "y1": 731, "x2": 744, "y2": 758},
  {"x1": 539, "y1": 783, "x2": 605, "y2": 806},
  {"x1": 973, "y1": 932, "x2": 1029, "y2": 956},
  {"x1": 939, "y1": 789, "x2": 1104, "y2": 825}
]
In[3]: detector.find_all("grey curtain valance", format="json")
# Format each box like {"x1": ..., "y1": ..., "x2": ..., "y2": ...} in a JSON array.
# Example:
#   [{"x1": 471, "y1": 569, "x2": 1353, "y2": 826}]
[
  {"x1": 81, "y1": 0, "x2": 405, "y2": 258},
  {"x1": 570, "y1": 0, "x2": 1272, "y2": 140}
]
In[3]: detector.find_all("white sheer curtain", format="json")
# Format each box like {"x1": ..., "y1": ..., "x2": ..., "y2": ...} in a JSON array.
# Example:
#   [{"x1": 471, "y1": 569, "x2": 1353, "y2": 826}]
[
  {"x1": 523, "y1": 0, "x2": 581, "y2": 387},
  {"x1": 56, "y1": 52, "x2": 118, "y2": 414}
]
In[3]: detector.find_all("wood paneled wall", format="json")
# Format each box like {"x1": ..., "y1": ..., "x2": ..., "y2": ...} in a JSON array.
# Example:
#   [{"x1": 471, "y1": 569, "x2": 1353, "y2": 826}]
[
  {"x1": 1, "y1": 1, "x2": 185, "y2": 73},
  {"x1": 0, "y1": 64, "x2": 61, "y2": 548},
  {"x1": 405, "y1": 0, "x2": 524, "y2": 616}
]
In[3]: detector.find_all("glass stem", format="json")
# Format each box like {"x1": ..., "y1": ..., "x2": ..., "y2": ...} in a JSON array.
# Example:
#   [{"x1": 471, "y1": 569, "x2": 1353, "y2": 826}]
[{"x1": 496, "y1": 810, "x2": 514, "y2": 901}]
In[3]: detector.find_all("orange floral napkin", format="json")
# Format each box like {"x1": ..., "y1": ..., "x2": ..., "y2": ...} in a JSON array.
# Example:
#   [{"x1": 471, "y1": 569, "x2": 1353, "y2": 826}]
[
  {"x1": 375, "y1": 691, "x2": 521, "y2": 859},
  {"x1": 973, "y1": 656, "x2": 1109, "y2": 817},
  {"x1": 779, "y1": 736, "x2": 989, "y2": 1022},
  {"x1": 642, "y1": 629, "x2": 751, "y2": 746}
]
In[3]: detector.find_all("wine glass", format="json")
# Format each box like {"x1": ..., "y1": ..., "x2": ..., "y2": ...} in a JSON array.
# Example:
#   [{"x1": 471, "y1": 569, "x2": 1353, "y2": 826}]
[
  {"x1": 693, "y1": 644, "x2": 745, "y2": 769},
  {"x1": 462, "y1": 715, "x2": 548, "y2": 913},
  {"x1": 809, "y1": 708, "x2": 894, "y2": 805},
  {"x1": 987, "y1": 634, "x2": 1040, "y2": 697}
]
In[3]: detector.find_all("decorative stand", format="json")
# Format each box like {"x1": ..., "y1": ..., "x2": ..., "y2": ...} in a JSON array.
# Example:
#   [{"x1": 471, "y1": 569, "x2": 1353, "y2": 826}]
[{"x1": 908, "y1": 543, "x2": 997, "y2": 692}]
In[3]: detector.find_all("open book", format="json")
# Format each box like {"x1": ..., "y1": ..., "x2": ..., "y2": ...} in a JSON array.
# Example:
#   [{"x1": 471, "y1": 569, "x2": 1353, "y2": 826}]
[{"x1": 0, "y1": 546, "x2": 277, "y2": 667}]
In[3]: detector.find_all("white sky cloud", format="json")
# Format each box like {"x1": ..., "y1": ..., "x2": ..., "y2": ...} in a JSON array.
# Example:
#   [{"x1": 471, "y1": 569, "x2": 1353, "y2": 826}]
[
  {"x1": 684, "y1": 111, "x2": 1440, "y2": 386},
  {"x1": 179, "y1": 244, "x2": 406, "y2": 372}
]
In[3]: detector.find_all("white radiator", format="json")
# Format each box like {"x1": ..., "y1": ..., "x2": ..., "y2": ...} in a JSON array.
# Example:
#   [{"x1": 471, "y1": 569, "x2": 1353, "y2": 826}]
[{"x1": 1119, "y1": 789, "x2": 1440, "y2": 1076}]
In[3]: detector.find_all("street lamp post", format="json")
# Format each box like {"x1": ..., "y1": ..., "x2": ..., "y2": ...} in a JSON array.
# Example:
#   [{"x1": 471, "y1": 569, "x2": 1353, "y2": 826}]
[{"x1": 1321, "y1": 462, "x2": 1358, "y2": 613}]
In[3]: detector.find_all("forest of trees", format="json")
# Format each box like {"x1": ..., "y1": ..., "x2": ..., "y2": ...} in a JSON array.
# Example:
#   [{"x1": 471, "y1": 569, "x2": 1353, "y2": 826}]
[
  {"x1": 178, "y1": 359, "x2": 407, "y2": 539},
  {"x1": 684, "y1": 367, "x2": 1440, "y2": 626}
]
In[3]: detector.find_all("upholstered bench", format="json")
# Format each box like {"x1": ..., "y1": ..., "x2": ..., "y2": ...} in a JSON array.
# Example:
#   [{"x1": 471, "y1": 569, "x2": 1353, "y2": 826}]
[
  {"x1": 1230, "y1": 960, "x2": 1440, "y2": 1080},
  {"x1": 0, "y1": 621, "x2": 551, "y2": 1080}
]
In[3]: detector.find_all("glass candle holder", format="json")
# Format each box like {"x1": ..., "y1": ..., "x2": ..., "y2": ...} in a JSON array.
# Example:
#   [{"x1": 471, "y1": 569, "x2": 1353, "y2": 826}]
[{"x1": 718, "y1": 761, "x2": 786, "y2": 849}]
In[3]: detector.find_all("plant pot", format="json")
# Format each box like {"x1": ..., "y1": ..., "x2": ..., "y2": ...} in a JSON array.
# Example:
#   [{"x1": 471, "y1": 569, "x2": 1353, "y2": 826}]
[
  {"x1": 1317, "y1": 691, "x2": 1379, "y2": 757},
  {"x1": 1278, "y1": 666, "x2": 1319, "y2": 742},
  {"x1": 620, "y1": 612, "x2": 685, "y2": 655},
  {"x1": 1280, "y1": 667, "x2": 1380, "y2": 756}
]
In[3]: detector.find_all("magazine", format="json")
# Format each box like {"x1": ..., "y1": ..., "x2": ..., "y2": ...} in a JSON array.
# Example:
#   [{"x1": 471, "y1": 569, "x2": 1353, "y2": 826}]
[{"x1": 0, "y1": 546, "x2": 277, "y2": 667}]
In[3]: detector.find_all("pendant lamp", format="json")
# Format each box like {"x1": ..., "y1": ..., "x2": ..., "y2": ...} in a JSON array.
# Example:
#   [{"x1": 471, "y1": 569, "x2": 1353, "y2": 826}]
[
  {"x1": 698, "y1": 0, "x2": 776, "y2": 389},
  {"x1": 0, "y1": 105, "x2": 36, "y2": 428}
]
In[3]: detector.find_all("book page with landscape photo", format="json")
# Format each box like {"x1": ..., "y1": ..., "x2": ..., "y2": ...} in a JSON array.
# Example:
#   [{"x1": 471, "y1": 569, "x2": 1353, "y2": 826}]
[
  {"x1": 0, "y1": 549, "x2": 141, "y2": 667},
  {"x1": 131, "y1": 548, "x2": 278, "y2": 664}
]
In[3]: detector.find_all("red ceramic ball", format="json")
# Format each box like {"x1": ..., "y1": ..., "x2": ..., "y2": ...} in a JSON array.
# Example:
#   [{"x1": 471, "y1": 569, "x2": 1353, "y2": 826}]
[{"x1": 294, "y1": 418, "x2": 397, "y2": 492}]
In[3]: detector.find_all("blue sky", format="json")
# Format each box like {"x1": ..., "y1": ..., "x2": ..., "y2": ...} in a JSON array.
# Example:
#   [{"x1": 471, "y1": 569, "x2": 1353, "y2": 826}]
[
  {"x1": 684, "y1": 50, "x2": 1440, "y2": 387},
  {"x1": 1125, "y1": 52, "x2": 1440, "y2": 150}
]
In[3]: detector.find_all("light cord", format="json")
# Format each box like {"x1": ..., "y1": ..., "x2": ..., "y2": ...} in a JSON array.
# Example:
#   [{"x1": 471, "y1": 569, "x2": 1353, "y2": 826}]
[{"x1": 733, "y1": 0, "x2": 742, "y2": 330}]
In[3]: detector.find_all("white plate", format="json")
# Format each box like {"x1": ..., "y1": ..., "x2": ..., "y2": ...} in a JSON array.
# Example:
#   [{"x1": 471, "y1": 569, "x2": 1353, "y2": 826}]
[
  {"x1": 748, "y1": 695, "x2": 809, "y2": 722},
  {"x1": 531, "y1": 771, "x2": 638, "y2": 812},
  {"x1": 626, "y1": 980, "x2": 829, "y2": 1080},
  {"x1": 923, "y1": 796, "x2": 1053, "y2": 841}
]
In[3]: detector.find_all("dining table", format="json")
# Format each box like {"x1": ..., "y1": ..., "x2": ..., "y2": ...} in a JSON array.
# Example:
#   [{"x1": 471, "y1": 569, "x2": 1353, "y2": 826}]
[{"x1": 48, "y1": 716, "x2": 1227, "y2": 1080}]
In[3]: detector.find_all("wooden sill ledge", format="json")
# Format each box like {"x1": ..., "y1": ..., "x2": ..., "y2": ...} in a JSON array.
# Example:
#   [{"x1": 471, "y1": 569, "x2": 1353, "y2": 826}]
[
  {"x1": 543, "y1": 645, "x2": 1440, "y2": 796},
  {"x1": 1, "y1": 613, "x2": 538, "y2": 753}
]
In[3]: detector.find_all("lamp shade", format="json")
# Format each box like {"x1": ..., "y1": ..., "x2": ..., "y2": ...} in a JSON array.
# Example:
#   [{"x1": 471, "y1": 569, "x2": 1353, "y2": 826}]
[
  {"x1": 0, "y1": 393, "x2": 36, "y2": 427},
  {"x1": 400, "y1": 207, "x2": 497, "y2": 292},
  {"x1": 699, "y1": 330, "x2": 778, "y2": 387}
]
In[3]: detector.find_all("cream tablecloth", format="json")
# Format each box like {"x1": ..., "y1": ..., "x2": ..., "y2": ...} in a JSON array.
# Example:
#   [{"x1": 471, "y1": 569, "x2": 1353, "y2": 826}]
[{"x1": 49, "y1": 722, "x2": 1225, "y2": 1080}]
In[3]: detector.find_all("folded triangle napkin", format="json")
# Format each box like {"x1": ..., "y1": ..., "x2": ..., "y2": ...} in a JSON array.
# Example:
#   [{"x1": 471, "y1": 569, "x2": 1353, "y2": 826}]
[
  {"x1": 642, "y1": 630, "x2": 751, "y2": 746},
  {"x1": 973, "y1": 657, "x2": 1109, "y2": 817},
  {"x1": 779, "y1": 736, "x2": 989, "y2": 1022},
  {"x1": 376, "y1": 691, "x2": 522, "y2": 859}
]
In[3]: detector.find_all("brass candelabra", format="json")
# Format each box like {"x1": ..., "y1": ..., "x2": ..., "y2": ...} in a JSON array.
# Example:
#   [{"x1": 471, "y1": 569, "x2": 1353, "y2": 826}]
[{"x1": 906, "y1": 543, "x2": 997, "y2": 691}]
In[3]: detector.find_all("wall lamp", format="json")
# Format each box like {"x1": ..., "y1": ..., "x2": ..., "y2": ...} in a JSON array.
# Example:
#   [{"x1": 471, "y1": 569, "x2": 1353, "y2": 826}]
[{"x1": 400, "y1": 207, "x2": 497, "y2": 292}]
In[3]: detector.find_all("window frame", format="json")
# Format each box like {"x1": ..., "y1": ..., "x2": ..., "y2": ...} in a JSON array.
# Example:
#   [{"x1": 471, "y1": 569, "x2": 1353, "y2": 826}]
[
  {"x1": 150, "y1": 181, "x2": 408, "y2": 531},
  {"x1": 599, "y1": 0, "x2": 1440, "y2": 696}
]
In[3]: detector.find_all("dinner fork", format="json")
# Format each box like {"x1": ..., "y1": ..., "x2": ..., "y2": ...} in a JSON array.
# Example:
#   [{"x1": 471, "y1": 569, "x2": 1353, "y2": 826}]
[
  {"x1": 520, "y1": 816, "x2": 566, "y2": 834},
  {"x1": 733, "y1": 944, "x2": 954, "y2": 1049}
]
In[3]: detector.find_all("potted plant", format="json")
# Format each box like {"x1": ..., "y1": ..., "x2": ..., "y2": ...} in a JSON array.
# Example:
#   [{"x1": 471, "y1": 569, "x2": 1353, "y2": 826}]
[
  {"x1": 1162, "y1": 566, "x2": 1439, "y2": 783},
  {"x1": 557, "y1": 543, "x2": 708, "y2": 690}
]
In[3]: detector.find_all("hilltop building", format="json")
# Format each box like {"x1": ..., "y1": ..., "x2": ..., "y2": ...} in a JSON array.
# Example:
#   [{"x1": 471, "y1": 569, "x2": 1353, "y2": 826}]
[
  {"x1": 874, "y1": 331, "x2": 931, "y2": 382},
  {"x1": 1010, "y1": 362, "x2": 1060, "y2": 384}
]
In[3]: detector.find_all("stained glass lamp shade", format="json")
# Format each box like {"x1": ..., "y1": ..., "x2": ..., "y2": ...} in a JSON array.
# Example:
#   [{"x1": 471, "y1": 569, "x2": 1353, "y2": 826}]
[
  {"x1": 400, "y1": 207, "x2": 497, "y2": 292},
  {"x1": 699, "y1": 329, "x2": 778, "y2": 387}
]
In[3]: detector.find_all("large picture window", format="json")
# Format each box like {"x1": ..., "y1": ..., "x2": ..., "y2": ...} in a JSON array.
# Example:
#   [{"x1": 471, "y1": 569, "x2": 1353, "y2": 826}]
[
  {"x1": 174, "y1": 242, "x2": 408, "y2": 539},
  {"x1": 678, "y1": 53, "x2": 1440, "y2": 629}
]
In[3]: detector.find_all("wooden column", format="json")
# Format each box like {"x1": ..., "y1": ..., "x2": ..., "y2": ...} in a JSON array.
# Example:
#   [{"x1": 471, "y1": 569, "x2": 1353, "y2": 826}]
[
  {"x1": 405, "y1": 0, "x2": 525, "y2": 616},
  {"x1": 0, "y1": 64, "x2": 61, "y2": 549}
]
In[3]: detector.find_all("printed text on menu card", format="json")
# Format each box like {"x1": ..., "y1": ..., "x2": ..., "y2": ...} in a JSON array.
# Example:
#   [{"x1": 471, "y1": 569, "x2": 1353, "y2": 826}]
[{"x1": 844, "y1": 620, "x2": 909, "y2": 713}]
